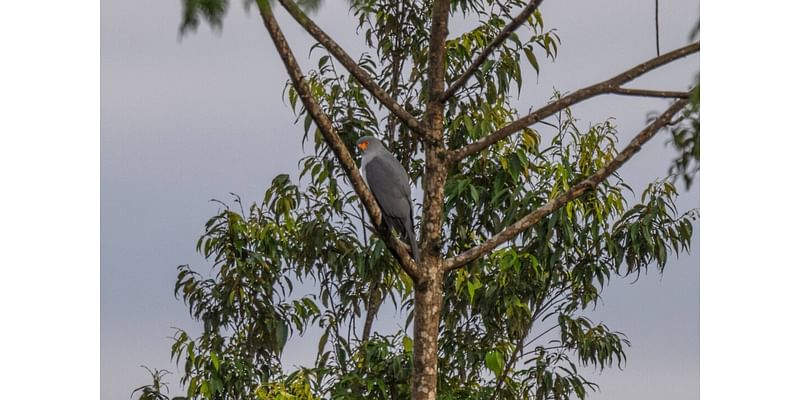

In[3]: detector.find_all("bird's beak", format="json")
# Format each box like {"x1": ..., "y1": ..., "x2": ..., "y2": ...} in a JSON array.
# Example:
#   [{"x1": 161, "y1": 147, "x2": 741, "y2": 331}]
[{"x1": 357, "y1": 142, "x2": 368, "y2": 151}]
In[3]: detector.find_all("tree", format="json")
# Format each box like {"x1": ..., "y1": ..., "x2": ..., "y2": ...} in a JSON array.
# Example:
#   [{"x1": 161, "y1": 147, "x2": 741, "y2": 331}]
[{"x1": 138, "y1": 0, "x2": 699, "y2": 399}]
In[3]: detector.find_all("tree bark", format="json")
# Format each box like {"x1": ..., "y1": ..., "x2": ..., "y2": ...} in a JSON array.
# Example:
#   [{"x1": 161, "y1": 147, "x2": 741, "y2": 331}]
[
  {"x1": 410, "y1": 0, "x2": 450, "y2": 398},
  {"x1": 419, "y1": 0, "x2": 450, "y2": 258},
  {"x1": 411, "y1": 268, "x2": 444, "y2": 400}
]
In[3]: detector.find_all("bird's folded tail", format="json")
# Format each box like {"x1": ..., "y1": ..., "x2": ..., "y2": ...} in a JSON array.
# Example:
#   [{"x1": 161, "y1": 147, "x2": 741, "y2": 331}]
[{"x1": 404, "y1": 218, "x2": 420, "y2": 262}]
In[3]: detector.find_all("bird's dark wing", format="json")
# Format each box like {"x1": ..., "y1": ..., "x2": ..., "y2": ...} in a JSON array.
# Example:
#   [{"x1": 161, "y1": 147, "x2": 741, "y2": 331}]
[
  {"x1": 364, "y1": 153, "x2": 419, "y2": 261},
  {"x1": 364, "y1": 153, "x2": 412, "y2": 221}
]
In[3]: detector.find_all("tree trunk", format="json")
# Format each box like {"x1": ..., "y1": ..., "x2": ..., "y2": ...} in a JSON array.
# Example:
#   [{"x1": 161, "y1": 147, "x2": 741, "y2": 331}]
[
  {"x1": 411, "y1": 0, "x2": 450, "y2": 397},
  {"x1": 411, "y1": 268, "x2": 443, "y2": 400}
]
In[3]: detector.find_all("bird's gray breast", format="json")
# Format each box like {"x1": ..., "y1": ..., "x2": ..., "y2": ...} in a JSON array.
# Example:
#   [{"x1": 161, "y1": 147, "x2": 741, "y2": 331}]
[{"x1": 362, "y1": 150, "x2": 411, "y2": 219}]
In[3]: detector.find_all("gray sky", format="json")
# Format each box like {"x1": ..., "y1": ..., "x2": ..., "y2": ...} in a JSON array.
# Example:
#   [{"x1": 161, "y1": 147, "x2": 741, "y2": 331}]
[{"x1": 101, "y1": 1, "x2": 699, "y2": 399}]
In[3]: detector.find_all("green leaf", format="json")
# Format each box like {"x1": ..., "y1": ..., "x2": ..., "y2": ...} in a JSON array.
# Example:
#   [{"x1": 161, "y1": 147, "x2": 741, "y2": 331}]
[
  {"x1": 467, "y1": 280, "x2": 478, "y2": 303},
  {"x1": 524, "y1": 47, "x2": 540, "y2": 74},
  {"x1": 187, "y1": 377, "x2": 197, "y2": 399},
  {"x1": 303, "y1": 113, "x2": 313, "y2": 134},
  {"x1": 403, "y1": 335, "x2": 413, "y2": 353},
  {"x1": 275, "y1": 321, "x2": 289, "y2": 353},
  {"x1": 317, "y1": 330, "x2": 329, "y2": 357},
  {"x1": 210, "y1": 352, "x2": 220, "y2": 371},
  {"x1": 464, "y1": 116, "x2": 475, "y2": 137},
  {"x1": 469, "y1": 184, "x2": 480, "y2": 203},
  {"x1": 288, "y1": 87, "x2": 298, "y2": 111},
  {"x1": 534, "y1": 9, "x2": 544, "y2": 27},
  {"x1": 487, "y1": 79, "x2": 497, "y2": 104},
  {"x1": 485, "y1": 350, "x2": 505, "y2": 376}
]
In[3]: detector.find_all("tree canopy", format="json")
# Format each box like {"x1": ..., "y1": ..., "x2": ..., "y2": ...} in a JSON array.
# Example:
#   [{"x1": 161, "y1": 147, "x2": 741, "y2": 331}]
[{"x1": 133, "y1": 1, "x2": 699, "y2": 399}]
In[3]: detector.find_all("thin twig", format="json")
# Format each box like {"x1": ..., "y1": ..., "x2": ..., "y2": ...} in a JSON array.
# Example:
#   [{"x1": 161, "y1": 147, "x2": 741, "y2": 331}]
[
  {"x1": 442, "y1": 0, "x2": 545, "y2": 102},
  {"x1": 655, "y1": 0, "x2": 661, "y2": 56}
]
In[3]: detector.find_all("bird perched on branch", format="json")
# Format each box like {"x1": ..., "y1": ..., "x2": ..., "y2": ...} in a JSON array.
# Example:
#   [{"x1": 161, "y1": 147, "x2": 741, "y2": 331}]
[{"x1": 356, "y1": 136, "x2": 419, "y2": 262}]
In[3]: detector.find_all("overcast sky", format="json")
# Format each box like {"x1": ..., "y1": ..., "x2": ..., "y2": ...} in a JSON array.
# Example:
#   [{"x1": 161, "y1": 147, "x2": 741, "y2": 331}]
[{"x1": 101, "y1": 1, "x2": 699, "y2": 399}]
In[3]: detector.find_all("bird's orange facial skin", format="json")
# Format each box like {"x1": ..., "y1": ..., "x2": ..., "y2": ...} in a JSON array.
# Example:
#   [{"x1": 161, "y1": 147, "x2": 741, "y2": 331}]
[{"x1": 358, "y1": 142, "x2": 368, "y2": 151}]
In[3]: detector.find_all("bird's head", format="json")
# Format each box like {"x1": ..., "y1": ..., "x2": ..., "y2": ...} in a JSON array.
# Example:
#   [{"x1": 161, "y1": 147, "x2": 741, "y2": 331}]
[{"x1": 356, "y1": 136, "x2": 382, "y2": 153}]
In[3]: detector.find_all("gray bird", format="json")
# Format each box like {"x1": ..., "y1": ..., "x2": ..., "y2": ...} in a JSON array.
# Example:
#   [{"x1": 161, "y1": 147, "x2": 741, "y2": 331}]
[{"x1": 356, "y1": 136, "x2": 419, "y2": 262}]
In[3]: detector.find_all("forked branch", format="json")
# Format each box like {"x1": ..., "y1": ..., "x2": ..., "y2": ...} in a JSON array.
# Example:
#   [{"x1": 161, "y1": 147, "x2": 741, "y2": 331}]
[
  {"x1": 277, "y1": 0, "x2": 429, "y2": 141},
  {"x1": 444, "y1": 97, "x2": 691, "y2": 271},
  {"x1": 441, "y1": 0, "x2": 545, "y2": 102},
  {"x1": 448, "y1": 41, "x2": 699, "y2": 161},
  {"x1": 255, "y1": 1, "x2": 420, "y2": 282}
]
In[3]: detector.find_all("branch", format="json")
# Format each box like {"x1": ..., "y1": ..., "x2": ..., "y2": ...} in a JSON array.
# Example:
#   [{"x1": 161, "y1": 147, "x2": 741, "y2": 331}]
[
  {"x1": 441, "y1": 0, "x2": 545, "y2": 102},
  {"x1": 277, "y1": 0, "x2": 429, "y2": 141},
  {"x1": 361, "y1": 281, "x2": 382, "y2": 340},
  {"x1": 449, "y1": 41, "x2": 699, "y2": 161},
  {"x1": 444, "y1": 98, "x2": 690, "y2": 270},
  {"x1": 255, "y1": 1, "x2": 420, "y2": 282},
  {"x1": 612, "y1": 87, "x2": 689, "y2": 98}
]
